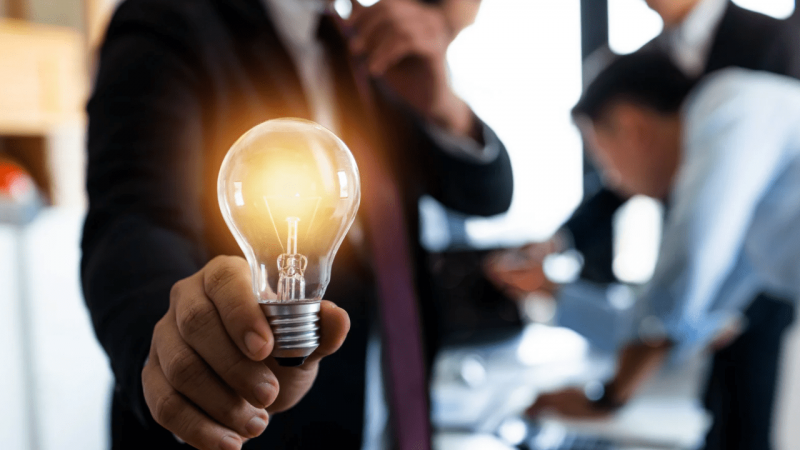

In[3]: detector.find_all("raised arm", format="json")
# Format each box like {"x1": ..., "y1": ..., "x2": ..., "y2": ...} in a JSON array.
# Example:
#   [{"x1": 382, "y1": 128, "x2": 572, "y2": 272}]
[
  {"x1": 348, "y1": 0, "x2": 513, "y2": 217},
  {"x1": 82, "y1": 1, "x2": 209, "y2": 426}
]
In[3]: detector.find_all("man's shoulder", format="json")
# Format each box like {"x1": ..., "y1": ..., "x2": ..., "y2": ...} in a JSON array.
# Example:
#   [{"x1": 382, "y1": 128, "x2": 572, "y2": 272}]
[
  {"x1": 687, "y1": 69, "x2": 800, "y2": 121},
  {"x1": 681, "y1": 69, "x2": 800, "y2": 159},
  {"x1": 103, "y1": 0, "x2": 269, "y2": 66},
  {"x1": 720, "y1": 3, "x2": 800, "y2": 55},
  {"x1": 109, "y1": 0, "x2": 260, "y2": 40},
  {"x1": 113, "y1": 0, "x2": 216, "y2": 23},
  {"x1": 720, "y1": 2, "x2": 790, "y2": 34}
]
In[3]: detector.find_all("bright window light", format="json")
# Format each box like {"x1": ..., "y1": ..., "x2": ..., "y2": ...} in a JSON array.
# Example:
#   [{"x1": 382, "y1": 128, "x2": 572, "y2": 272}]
[
  {"x1": 447, "y1": 0, "x2": 583, "y2": 248},
  {"x1": 733, "y1": 0, "x2": 795, "y2": 19},
  {"x1": 608, "y1": 0, "x2": 663, "y2": 55},
  {"x1": 613, "y1": 196, "x2": 663, "y2": 283}
]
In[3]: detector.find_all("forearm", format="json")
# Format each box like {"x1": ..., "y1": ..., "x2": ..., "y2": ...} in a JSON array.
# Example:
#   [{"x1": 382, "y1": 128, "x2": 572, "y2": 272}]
[
  {"x1": 82, "y1": 213, "x2": 204, "y2": 423},
  {"x1": 562, "y1": 188, "x2": 626, "y2": 283},
  {"x1": 424, "y1": 121, "x2": 514, "y2": 216},
  {"x1": 605, "y1": 340, "x2": 672, "y2": 405},
  {"x1": 429, "y1": 94, "x2": 480, "y2": 140}
]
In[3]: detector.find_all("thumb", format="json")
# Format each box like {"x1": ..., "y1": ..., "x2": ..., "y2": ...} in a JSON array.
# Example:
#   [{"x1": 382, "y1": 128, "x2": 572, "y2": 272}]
[{"x1": 305, "y1": 300, "x2": 350, "y2": 365}]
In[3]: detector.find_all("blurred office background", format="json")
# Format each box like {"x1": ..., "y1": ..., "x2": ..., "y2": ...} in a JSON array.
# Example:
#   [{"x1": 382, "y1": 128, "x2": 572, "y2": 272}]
[{"x1": 0, "y1": 0, "x2": 799, "y2": 449}]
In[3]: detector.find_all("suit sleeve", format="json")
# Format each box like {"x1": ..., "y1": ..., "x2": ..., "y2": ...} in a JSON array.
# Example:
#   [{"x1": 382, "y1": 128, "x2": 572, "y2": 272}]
[
  {"x1": 414, "y1": 115, "x2": 514, "y2": 217},
  {"x1": 760, "y1": 23, "x2": 800, "y2": 79},
  {"x1": 562, "y1": 187, "x2": 625, "y2": 283},
  {"x1": 81, "y1": 3, "x2": 208, "y2": 427}
]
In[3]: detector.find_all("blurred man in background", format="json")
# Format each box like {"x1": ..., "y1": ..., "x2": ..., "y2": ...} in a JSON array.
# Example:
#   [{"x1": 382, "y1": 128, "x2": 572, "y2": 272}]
[
  {"x1": 486, "y1": 3, "x2": 800, "y2": 448},
  {"x1": 488, "y1": 0, "x2": 800, "y2": 294},
  {"x1": 82, "y1": 0, "x2": 512, "y2": 449},
  {"x1": 527, "y1": 51, "x2": 800, "y2": 450}
]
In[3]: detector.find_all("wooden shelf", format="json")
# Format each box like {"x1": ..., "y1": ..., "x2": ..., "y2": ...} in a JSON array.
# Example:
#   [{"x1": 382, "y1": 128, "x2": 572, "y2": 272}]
[{"x1": 0, "y1": 19, "x2": 87, "y2": 207}]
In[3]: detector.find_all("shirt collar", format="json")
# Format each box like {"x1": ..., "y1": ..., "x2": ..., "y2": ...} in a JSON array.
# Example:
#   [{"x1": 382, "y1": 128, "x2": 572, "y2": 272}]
[
  {"x1": 659, "y1": 0, "x2": 728, "y2": 75},
  {"x1": 675, "y1": 0, "x2": 728, "y2": 50},
  {"x1": 261, "y1": 0, "x2": 327, "y2": 54}
]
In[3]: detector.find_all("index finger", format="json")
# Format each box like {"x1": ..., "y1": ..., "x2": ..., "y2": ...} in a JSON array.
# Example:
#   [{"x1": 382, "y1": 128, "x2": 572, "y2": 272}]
[{"x1": 203, "y1": 256, "x2": 274, "y2": 361}]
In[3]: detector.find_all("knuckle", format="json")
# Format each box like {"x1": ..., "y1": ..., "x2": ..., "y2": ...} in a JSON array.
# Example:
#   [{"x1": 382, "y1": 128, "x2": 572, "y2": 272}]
[
  {"x1": 178, "y1": 301, "x2": 218, "y2": 339},
  {"x1": 204, "y1": 256, "x2": 245, "y2": 299},
  {"x1": 218, "y1": 297, "x2": 249, "y2": 327},
  {"x1": 221, "y1": 360, "x2": 275, "y2": 401},
  {"x1": 218, "y1": 357, "x2": 255, "y2": 387},
  {"x1": 169, "y1": 280, "x2": 183, "y2": 306},
  {"x1": 153, "y1": 391, "x2": 182, "y2": 427},
  {"x1": 224, "y1": 398, "x2": 254, "y2": 428},
  {"x1": 262, "y1": 378, "x2": 280, "y2": 404},
  {"x1": 151, "y1": 318, "x2": 165, "y2": 342},
  {"x1": 164, "y1": 346, "x2": 205, "y2": 390}
]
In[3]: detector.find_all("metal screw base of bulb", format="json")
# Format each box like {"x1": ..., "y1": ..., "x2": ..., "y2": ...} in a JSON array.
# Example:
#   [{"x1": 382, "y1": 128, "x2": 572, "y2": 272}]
[{"x1": 261, "y1": 300, "x2": 320, "y2": 367}]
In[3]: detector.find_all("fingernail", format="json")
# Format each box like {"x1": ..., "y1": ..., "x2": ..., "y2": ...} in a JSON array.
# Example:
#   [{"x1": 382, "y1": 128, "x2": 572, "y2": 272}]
[
  {"x1": 254, "y1": 382, "x2": 274, "y2": 407},
  {"x1": 219, "y1": 435, "x2": 241, "y2": 450},
  {"x1": 244, "y1": 332, "x2": 267, "y2": 357},
  {"x1": 245, "y1": 416, "x2": 268, "y2": 437}
]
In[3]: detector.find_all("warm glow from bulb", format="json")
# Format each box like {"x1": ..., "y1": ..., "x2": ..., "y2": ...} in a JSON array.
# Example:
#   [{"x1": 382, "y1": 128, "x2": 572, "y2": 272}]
[{"x1": 218, "y1": 118, "x2": 360, "y2": 303}]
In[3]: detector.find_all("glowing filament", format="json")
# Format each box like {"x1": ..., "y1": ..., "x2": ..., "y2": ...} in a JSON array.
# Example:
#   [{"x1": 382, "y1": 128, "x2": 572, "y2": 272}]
[{"x1": 277, "y1": 217, "x2": 307, "y2": 301}]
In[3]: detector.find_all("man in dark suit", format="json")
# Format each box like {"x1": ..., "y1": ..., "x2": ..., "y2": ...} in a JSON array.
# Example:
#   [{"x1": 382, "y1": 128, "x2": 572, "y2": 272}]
[{"x1": 81, "y1": 0, "x2": 512, "y2": 449}]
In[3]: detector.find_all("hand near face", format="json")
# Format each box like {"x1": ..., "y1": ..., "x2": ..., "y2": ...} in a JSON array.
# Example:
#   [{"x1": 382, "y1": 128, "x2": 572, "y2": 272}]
[
  {"x1": 142, "y1": 256, "x2": 350, "y2": 450},
  {"x1": 347, "y1": 0, "x2": 474, "y2": 136}
]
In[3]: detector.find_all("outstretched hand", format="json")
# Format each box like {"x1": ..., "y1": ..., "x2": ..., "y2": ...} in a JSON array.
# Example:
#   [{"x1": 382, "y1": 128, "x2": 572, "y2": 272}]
[
  {"x1": 484, "y1": 241, "x2": 560, "y2": 299},
  {"x1": 526, "y1": 388, "x2": 614, "y2": 420},
  {"x1": 142, "y1": 256, "x2": 350, "y2": 450}
]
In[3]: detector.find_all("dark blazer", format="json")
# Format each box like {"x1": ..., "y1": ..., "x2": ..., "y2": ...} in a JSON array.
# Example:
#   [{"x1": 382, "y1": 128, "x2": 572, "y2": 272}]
[
  {"x1": 566, "y1": 1, "x2": 800, "y2": 283},
  {"x1": 81, "y1": 0, "x2": 513, "y2": 448}
]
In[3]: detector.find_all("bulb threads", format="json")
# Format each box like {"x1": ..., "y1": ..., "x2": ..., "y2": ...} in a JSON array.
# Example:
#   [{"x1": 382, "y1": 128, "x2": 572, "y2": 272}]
[{"x1": 261, "y1": 300, "x2": 321, "y2": 366}]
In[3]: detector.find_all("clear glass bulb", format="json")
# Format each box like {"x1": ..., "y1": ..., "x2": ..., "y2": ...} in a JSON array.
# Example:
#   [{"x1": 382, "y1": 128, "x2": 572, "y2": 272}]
[{"x1": 218, "y1": 118, "x2": 360, "y2": 366}]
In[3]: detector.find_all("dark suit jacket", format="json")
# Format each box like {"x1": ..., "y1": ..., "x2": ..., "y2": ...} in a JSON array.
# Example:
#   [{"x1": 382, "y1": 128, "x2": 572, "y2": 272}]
[
  {"x1": 566, "y1": 1, "x2": 800, "y2": 284},
  {"x1": 81, "y1": 0, "x2": 513, "y2": 448}
]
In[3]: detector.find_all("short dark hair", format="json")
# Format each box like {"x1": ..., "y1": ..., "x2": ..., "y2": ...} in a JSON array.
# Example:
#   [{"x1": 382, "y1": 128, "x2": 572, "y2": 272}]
[{"x1": 572, "y1": 51, "x2": 698, "y2": 121}]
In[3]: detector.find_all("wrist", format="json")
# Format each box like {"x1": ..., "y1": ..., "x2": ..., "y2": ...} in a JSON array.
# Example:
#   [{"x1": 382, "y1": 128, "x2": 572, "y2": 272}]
[
  {"x1": 585, "y1": 380, "x2": 626, "y2": 412},
  {"x1": 429, "y1": 93, "x2": 477, "y2": 139}
]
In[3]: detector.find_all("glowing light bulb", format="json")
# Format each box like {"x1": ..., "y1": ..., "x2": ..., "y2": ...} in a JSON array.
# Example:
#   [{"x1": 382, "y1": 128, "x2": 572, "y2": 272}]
[{"x1": 218, "y1": 118, "x2": 360, "y2": 366}]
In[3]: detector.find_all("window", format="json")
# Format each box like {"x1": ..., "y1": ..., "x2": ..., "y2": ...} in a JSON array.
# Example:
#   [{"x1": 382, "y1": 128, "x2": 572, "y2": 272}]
[
  {"x1": 608, "y1": 0, "x2": 663, "y2": 55},
  {"x1": 732, "y1": 0, "x2": 795, "y2": 19},
  {"x1": 445, "y1": 0, "x2": 584, "y2": 248}
]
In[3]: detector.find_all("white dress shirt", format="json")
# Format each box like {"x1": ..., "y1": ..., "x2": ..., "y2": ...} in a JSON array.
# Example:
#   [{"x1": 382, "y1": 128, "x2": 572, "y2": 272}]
[
  {"x1": 636, "y1": 69, "x2": 800, "y2": 361},
  {"x1": 260, "y1": 1, "x2": 496, "y2": 448}
]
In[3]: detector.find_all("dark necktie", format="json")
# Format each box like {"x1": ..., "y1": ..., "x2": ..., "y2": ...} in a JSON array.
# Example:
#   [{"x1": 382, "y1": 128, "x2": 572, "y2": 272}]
[{"x1": 317, "y1": 11, "x2": 432, "y2": 450}]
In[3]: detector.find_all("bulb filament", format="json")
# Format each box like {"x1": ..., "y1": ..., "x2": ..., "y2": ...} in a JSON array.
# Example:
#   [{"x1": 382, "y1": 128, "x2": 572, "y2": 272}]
[{"x1": 277, "y1": 216, "x2": 307, "y2": 301}]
